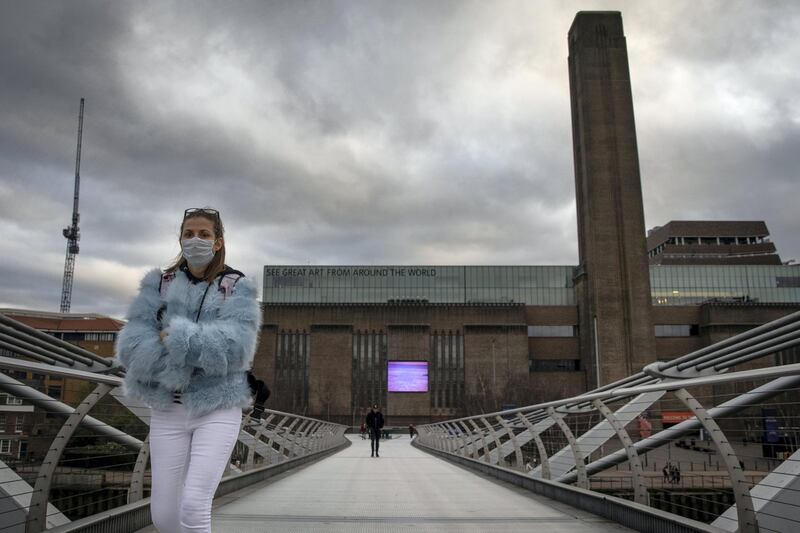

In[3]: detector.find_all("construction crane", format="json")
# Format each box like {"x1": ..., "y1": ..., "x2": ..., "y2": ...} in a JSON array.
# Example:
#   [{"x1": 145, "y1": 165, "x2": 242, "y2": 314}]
[{"x1": 59, "y1": 98, "x2": 84, "y2": 313}]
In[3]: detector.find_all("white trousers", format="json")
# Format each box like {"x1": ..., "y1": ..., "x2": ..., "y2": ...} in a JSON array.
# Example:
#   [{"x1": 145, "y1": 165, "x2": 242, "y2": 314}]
[{"x1": 149, "y1": 402, "x2": 241, "y2": 533}]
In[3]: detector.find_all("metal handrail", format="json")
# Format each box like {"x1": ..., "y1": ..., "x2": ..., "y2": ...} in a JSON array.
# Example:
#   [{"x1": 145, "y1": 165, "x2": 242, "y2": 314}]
[
  {"x1": 0, "y1": 320, "x2": 348, "y2": 533},
  {"x1": 417, "y1": 310, "x2": 800, "y2": 533}
]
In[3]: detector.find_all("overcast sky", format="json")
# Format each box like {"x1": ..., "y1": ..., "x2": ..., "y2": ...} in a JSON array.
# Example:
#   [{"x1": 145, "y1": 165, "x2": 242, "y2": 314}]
[{"x1": 1, "y1": 0, "x2": 798, "y2": 318}]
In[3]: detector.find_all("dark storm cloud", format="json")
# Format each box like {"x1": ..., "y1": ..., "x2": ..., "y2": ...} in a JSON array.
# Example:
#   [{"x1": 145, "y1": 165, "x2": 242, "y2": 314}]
[{"x1": 1, "y1": 0, "x2": 798, "y2": 317}]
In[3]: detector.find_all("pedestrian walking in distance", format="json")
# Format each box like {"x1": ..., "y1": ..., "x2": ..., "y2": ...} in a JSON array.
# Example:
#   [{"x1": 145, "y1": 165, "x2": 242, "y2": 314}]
[
  {"x1": 366, "y1": 404, "x2": 385, "y2": 457},
  {"x1": 115, "y1": 207, "x2": 261, "y2": 533}
]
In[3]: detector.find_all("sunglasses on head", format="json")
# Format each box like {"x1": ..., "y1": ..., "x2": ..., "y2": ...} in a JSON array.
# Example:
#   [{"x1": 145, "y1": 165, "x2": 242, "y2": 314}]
[{"x1": 184, "y1": 208, "x2": 219, "y2": 219}]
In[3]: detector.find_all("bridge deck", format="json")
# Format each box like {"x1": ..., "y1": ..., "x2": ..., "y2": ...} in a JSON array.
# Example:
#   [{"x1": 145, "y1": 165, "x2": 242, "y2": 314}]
[{"x1": 139, "y1": 435, "x2": 631, "y2": 532}]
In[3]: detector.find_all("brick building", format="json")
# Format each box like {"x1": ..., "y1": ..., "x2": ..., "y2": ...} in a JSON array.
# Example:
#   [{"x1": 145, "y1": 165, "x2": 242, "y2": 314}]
[
  {"x1": 647, "y1": 221, "x2": 783, "y2": 265},
  {"x1": 0, "y1": 309, "x2": 122, "y2": 461},
  {"x1": 254, "y1": 13, "x2": 800, "y2": 426},
  {"x1": 256, "y1": 264, "x2": 800, "y2": 426}
]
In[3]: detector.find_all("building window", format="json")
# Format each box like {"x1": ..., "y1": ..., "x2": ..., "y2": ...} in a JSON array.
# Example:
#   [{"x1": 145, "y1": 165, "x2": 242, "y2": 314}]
[
  {"x1": 0, "y1": 440, "x2": 11, "y2": 455},
  {"x1": 47, "y1": 386, "x2": 62, "y2": 399},
  {"x1": 14, "y1": 415, "x2": 24, "y2": 433},
  {"x1": 430, "y1": 330, "x2": 465, "y2": 410},
  {"x1": 275, "y1": 330, "x2": 309, "y2": 414},
  {"x1": 527, "y1": 325, "x2": 577, "y2": 337},
  {"x1": 530, "y1": 359, "x2": 580, "y2": 372},
  {"x1": 84, "y1": 333, "x2": 117, "y2": 342},
  {"x1": 352, "y1": 330, "x2": 388, "y2": 413},
  {"x1": 776, "y1": 277, "x2": 800, "y2": 288},
  {"x1": 776, "y1": 346, "x2": 800, "y2": 366},
  {"x1": 3, "y1": 394, "x2": 23, "y2": 406},
  {"x1": 654, "y1": 324, "x2": 699, "y2": 337},
  {"x1": 0, "y1": 415, "x2": 6, "y2": 430}
]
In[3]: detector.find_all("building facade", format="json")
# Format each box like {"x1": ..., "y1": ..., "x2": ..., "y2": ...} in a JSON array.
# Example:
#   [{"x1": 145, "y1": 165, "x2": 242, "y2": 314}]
[
  {"x1": 0, "y1": 309, "x2": 122, "y2": 461},
  {"x1": 647, "y1": 221, "x2": 782, "y2": 265},
  {"x1": 254, "y1": 12, "x2": 800, "y2": 426},
  {"x1": 257, "y1": 264, "x2": 800, "y2": 425}
]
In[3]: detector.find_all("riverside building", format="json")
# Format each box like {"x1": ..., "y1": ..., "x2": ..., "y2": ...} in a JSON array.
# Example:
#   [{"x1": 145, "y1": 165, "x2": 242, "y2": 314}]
[{"x1": 251, "y1": 13, "x2": 800, "y2": 425}]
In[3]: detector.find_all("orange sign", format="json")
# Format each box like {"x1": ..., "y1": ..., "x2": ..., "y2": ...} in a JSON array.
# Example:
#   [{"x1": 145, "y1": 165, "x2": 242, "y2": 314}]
[{"x1": 662, "y1": 411, "x2": 694, "y2": 424}]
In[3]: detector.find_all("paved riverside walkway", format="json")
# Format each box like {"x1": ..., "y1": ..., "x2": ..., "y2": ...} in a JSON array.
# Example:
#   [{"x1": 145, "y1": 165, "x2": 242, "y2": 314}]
[{"x1": 140, "y1": 435, "x2": 631, "y2": 532}]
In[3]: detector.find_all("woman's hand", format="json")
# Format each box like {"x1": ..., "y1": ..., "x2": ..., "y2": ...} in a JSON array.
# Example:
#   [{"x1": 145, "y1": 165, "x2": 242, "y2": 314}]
[{"x1": 159, "y1": 329, "x2": 170, "y2": 342}]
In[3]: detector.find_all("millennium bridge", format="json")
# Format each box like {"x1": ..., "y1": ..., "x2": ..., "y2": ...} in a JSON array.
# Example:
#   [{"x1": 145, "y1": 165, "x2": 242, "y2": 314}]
[{"x1": 1, "y1": 310, "x2": 799, "y2": 532}]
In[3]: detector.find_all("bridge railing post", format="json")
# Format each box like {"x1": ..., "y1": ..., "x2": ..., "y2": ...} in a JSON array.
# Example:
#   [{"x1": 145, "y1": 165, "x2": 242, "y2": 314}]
[
  {"x1": 128, "y1": 434, "x2": 150, "y2": 503},
  {"x1": 516, "y1": 412, "x2": 551, "y2": 479},
  {"x1": 547, "y1": 407, "x2": 588, "y2": 489},
  {"x1": 591, "y1": 399, "x2": 648, "y2": 505},
  {"x1": 480, "y1": 417, "x2": 503, "y2": 466},
  {"x1": 673, "y1": 388, "x2": 759, "y2": 533},
  {"x1": 25, "y1": 383, "x2": 114, "y2": 533},
  {"x1": 496, "y1": 415, "x2": 523, "y2": 470},
  {"x1": 446, "y1": 421, "x2": 468, "y2": 457}
]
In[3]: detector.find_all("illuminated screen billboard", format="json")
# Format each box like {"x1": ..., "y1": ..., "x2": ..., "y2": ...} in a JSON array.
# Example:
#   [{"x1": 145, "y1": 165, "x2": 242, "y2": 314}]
[{"x1": 387, "y1": 361, "x2": 428, "y2": 392}]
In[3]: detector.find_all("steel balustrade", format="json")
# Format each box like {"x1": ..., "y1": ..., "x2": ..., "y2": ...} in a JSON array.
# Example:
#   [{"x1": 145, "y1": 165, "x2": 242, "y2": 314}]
[
  {"x1": 591, "y1": 398, "x2": 648, "y2": 505},
  {"x1": 4, "y1": 310, "x2": 800, "y2": 532},
  {"x1": 672, "y1": 388, "x2": 758, "y2": 533},
  {"x1": 547, "y1": 407, "x2": 589, "y2": 489},
  {"x1": 417, "y1": 310, "x2": 800, "y2": 532},
  {"x1": 0, "y1": 313, "x2": 348, "y2": 533}
]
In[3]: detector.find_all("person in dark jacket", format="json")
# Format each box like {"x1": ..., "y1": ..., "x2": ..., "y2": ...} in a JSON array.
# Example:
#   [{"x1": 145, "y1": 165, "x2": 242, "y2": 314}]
[{"x1": 365, "y1": 404, "x2": 384, "y2": 457}]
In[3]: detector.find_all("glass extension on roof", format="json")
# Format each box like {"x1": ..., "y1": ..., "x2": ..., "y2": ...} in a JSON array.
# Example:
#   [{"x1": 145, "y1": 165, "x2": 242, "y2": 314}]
[
  {"x1": 263, "y1": 265, "x2": 576, "y2": 305},
  {"x1": 262, "y1": 264, "x2": 800, "y2": 306},
  {"x1": 650, "y1": 264, "x2": 800, "y2": 305}
]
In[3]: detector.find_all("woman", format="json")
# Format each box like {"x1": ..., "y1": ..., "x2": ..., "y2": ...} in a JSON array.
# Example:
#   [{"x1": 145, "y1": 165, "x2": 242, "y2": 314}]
[{"x1": 114, "y1": 207, "x2": 261, "y2": 533}]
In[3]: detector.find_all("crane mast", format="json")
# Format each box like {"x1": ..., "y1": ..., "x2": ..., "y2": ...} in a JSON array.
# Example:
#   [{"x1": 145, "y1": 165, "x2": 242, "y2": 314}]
[{"x1": 60, "y1": 98, "x2": 84, "y2": 313}]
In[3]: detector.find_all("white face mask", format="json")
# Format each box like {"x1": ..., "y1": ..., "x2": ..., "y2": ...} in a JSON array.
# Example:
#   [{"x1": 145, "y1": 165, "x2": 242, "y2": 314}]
[{"x1": 181, "y1": 237, "x2": 216, "y2": 268}]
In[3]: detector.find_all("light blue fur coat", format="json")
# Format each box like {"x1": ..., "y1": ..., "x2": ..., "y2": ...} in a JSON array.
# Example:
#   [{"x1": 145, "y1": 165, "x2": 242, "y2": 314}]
[{"x1": 114, "y1": 267, "x2": 262, "y2": 417}]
